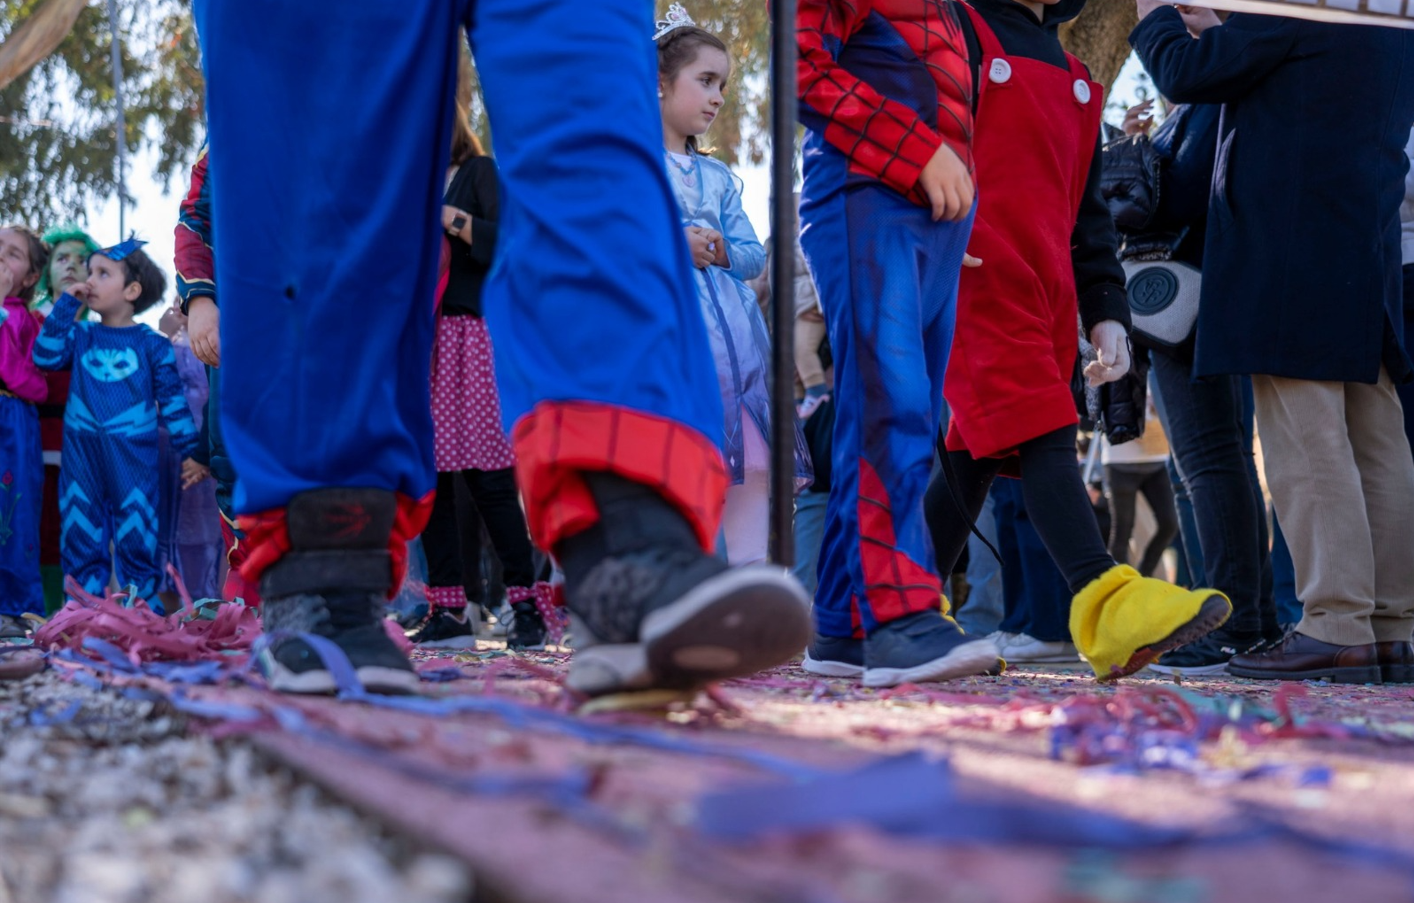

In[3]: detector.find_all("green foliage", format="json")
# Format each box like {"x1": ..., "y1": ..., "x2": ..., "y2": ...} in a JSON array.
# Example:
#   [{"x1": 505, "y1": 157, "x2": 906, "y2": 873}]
[{"x1": 0, "y1": 0, "x2": 204, "y2": 228}]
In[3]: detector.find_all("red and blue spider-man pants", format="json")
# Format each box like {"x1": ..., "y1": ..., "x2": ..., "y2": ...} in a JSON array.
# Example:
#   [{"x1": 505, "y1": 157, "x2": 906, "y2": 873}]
[
  {"x1": 800, "y1": 172, "x2": 973, "y2": 637},
  {"x1": 195, "y1": 0, "x2": 728, "y2": 584}
]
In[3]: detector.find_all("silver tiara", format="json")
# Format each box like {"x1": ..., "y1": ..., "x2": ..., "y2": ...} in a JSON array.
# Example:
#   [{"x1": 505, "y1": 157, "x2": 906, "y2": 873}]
[{"x1": 652, "y1": 3, "x2": 695, "y2": 41}]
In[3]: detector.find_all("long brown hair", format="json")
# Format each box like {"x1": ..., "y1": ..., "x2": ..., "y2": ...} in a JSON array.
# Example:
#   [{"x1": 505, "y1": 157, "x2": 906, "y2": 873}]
[
  {"x1": 451, "y1": 103, "x2": 484, "y2": 166},
  {"x1": 656, "y1": 25, "x2": 729, "y2": 155}
]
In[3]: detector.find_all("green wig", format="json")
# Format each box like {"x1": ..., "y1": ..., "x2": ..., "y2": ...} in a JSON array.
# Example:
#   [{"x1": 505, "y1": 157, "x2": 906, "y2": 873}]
[{"x1": 35, "y1": 225, "x2": 101, "y2": 307}]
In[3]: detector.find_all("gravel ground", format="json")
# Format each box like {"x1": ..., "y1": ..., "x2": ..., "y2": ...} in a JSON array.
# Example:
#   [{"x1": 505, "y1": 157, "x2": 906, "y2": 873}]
[{"x1": 0, "y1": 671, "x2": 473, "y2": 903}]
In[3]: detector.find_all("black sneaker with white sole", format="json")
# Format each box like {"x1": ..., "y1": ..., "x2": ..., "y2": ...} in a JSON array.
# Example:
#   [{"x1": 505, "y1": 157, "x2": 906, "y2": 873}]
[
  {"x1": 257, "y1": 488, "x2": 419, "y2": 695},
  {"x1": 802, "y1": 634, "x2": 865, "y2": 678},
  {"x1": 407, "y1": 608, "x2": 478, "y2": 649},
  {"x1": 506, "y1": 601, "x2": 547, "y2": 651},
  {"x1": 1147, "y1": 627, "x2": 1264, "y2": 676},
  {"x1": 557, "y1": 474, "x2": 812, "y2": 697},
  {"x1": 862, "y1": 611, "x2": 999, "y2": 688}
]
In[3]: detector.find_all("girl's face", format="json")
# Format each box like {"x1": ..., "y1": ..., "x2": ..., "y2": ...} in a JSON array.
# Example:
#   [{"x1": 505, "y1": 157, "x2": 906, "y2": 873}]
[
  {"x1": 0, "y1": 229, "x2": 36, "y2": 300},
  {"x1": 83, "y1": 255, "x2": 141, "y2": 316},
  {"x1": 48, "y1": 240, "x2": 88, "y2": 296},
  {"x1": 661, "y1": 46, "x2": 729, "y2": 143}
]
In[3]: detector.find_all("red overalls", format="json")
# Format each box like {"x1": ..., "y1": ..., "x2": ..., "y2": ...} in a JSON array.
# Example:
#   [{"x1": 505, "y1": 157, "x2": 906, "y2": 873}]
[{"x1": 944, "y1": 6, "x2": 1103, "y2": 460}]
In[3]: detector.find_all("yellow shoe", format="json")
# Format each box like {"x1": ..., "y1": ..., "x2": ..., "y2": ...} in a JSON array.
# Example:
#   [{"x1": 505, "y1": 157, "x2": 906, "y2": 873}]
[{"x1": 1070, "y1": 565, "x2": 1231, "y2": 681}]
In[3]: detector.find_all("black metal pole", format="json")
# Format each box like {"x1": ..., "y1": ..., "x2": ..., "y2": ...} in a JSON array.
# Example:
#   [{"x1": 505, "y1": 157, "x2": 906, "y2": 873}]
[
  {"x1": 105, "y1": 0, "x2": 128, "y2": 237},
  {"x1": 768, "y1": 0, "x2": 797, "y2": 567}
]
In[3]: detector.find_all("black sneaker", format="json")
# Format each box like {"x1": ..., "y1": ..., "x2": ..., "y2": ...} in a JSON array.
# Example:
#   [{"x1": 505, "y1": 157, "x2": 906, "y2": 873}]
[
  {"x1": 407, "y1": 608, "x2": 477, "y2": 649},
  {"x1": 258, "y1": 489, "x2": 419, "y2": 695},
  {"x1": 1147, "y1": 627, "x2": 1264, "y2": 676},
  {"x1": 802, "y1": 635, "x2": 864, "y2": 678},
  {"x1": 557, "y1": 474, "x2": 812, "y2": 697},
  {"x1": 861, "y1": 611, "x2": 999, "y2": 688},
  {"x1": 506, "y1": 601, "x2": 547, "y2": 651},
  {"x1": 0, "y1": 615, "x2": 31, "y2": 641}
]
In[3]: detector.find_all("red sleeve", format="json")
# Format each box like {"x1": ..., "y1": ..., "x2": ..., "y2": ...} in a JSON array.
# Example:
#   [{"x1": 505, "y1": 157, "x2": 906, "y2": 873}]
[
  {"x1": 174, "y1": 144, "x2": 216, "y2": 310},
  {"x1": 796, "y1": 0, "x2": 970, "y2": 201}
]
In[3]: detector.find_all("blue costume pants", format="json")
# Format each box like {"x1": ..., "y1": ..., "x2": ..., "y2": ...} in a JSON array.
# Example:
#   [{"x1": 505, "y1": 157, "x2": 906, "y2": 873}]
[
  {"x1": 800, "y1": 178, "x2": 973, "y2": 637},
  {"x1": 58, "y1": 434, "x2": 161, "y2": 600},
  {"x1": 0, "y1": 397, "x2": 44, "y2": 616},
  {"x1": 196, "y1": 0, "x2": 724, "y2": 555}
]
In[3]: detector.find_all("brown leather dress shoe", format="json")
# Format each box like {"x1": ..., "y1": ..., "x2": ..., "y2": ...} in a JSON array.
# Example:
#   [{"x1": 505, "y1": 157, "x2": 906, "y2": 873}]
[
  {"x1": 1227, "y1": 631, "x2": 1381, "y2": 684},
  {"x1": 1375, "y1": 641, "x2": 1414, "y2": 684}
]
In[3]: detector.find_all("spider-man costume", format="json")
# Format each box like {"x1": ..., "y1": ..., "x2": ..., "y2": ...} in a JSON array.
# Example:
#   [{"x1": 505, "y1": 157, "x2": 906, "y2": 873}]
[
  {"x1": 796, "y1": 0, "x2": 979, "y2": 647},
  {"x1": 193, "y1": 0, "x2": 810, "y2": 694}
]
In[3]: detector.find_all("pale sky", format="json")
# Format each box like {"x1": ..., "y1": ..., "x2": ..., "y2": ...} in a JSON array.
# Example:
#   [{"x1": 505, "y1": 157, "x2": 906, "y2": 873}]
[{"x1": 90, "y1": 53, "x2": 1148, "y2": 330}]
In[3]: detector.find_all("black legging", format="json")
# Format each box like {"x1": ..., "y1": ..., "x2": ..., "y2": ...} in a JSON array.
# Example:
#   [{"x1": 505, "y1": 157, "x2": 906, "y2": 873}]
[
  {"x1": 423, "y1": 468, "x2": 536, "y2": 592},
  {"x1": 1103, "y1": 462, "x2": 1179, "y2": 578},
  {"x1": 924, "y1": 424, "x2": 1115, "y2": 595}
]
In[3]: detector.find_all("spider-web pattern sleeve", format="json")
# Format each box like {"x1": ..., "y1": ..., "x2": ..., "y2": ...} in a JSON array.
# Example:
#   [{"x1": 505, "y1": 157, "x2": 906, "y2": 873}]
[{"x1": 797, "y1": 0, "x2": 970, "y2": 200}]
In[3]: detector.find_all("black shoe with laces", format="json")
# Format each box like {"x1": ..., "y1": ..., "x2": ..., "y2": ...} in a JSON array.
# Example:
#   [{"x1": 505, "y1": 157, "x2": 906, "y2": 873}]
[
  {"x1": 861, "y1": 611, "x2": 999, "y2": 688},
  {"x1": 506, "y1": 601, "x2": 547, "y2": 651},
  {"x1": 556, "y1": 474, "x2": 812, "y2": 697},
  {"x1": 257, "y1": 489, "x2": 418, "y2": 695},
  {"x1": 407, "y1": 608, "x2": 477, "y2": 649},
  {"x1": 1147, "y1": 626, "x2": 1265, "y2": 676}
]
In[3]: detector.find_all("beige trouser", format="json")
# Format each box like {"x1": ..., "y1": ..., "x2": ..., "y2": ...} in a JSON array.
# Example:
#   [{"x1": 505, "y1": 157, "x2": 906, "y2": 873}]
[{"x1": 1252, "y1": 369, "x2": 1414, "y2": 646}]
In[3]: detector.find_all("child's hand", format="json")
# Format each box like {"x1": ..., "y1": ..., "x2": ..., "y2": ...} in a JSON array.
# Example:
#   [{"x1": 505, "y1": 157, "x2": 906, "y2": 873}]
[
  {"x1": 188, "y1": 296, "x2": 221, "y2": 367},
  {"x1": 685, "y1": 227, "x2": 716, "y2": 269},
  {"x1": 180, "y1": 458, "x2": 211, "y2": 490},
  {"x1": 917, "y1": 143, "x2": 975, "y2": 223},
  {"x1": 68, "y1": 281, "x2": 92, "y2": 303}
]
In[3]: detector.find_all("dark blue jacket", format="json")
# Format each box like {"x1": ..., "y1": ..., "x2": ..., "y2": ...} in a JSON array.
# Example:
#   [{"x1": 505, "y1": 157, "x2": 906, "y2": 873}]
[{"x1": 1131, "y1": 11, "x2": 1414, "y2": 383}]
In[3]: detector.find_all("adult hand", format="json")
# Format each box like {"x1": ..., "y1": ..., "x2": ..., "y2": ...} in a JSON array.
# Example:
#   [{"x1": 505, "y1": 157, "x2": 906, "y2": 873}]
[
  {"x1": 1175, "y1": 4, "x2": 1222, "y2": 34},
  {"x1": 180, "y1": 458, "x2": 211, "y2": 490},
  {"x1": 441, "y1": 205, "x2": 471, "y2": 243},
  {"x1": 685, "y1": 227, "x2": 716, "y2": 269},
  {"x1": 1122, "y1": 100, "x2": 1156, "y2": 137},
  {"x1": 917, "y1": 143, "x2": 975, "y2": 222},
  {"x1": 1085, "y1": 320, "x2": 1133, "y2": 387},
  {"x1": 1136, "y1": 0, "x2": 1172, "y2": 21},
  {"x1": 188, "y1": 296, "x2": 221, "y2": 367}
]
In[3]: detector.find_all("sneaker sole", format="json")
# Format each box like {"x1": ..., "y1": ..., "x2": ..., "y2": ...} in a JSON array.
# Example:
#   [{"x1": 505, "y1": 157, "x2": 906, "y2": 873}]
[
  {"x1": 414, "y1": 636, "x2": 479, "y2": 650},
  {"x1": 1003, "y1": 650, "x2": 1081, "y2": 664},
  {"x1": 264, "y1": 661, "x2": 421, "y2": 695},
  {"x1": 1105, "y1": 594, "x2": 1232, "y2": 682},
  {"x1": 861, "y1": 638, "x2": 1000, "y2": 688},
  {"x1": 801, "y1": 652, "x2": 865, "y2": 678},
  {"x1": 1147, "y1": 660, "x2": 1230, "y2": 676},
  {"x1": 569, "y1": 567, "x2": 811, "y2": 696}
]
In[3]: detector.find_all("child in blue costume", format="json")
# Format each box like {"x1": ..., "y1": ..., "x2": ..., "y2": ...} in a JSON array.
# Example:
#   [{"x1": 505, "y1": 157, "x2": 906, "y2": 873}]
[
  {"x1": 0, "y1": 225, "x2": 50, "y2": 637},
  {"x1": 34, "y1": 240, "x2": 202, "y2": 601},
  {"x1": 655, "y1": 8, "x2": 812, "y2": 566},
  {"x1": 194, "y1": 0, "x2": 812, "y2": 695}
]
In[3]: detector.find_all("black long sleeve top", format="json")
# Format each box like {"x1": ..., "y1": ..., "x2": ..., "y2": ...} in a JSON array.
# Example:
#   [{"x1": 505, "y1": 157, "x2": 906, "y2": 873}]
[{"x1": 441, "y1": 155, "x2": 500, "y2": 318}]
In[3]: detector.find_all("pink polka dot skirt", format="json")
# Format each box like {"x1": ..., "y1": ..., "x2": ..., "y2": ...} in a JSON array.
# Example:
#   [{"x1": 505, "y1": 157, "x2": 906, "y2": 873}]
[{"x1": 431, "y1": 315, "x2": 517, "y2": 474}]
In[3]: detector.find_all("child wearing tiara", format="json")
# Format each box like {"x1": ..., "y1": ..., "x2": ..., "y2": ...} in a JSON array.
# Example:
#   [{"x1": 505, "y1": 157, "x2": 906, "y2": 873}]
[
  {"x1": 34, "y1": 239, "x2": 202, "y2": 602},
  {"x1": 655, "y1": 5, "x2": 811, "y2": 566}
]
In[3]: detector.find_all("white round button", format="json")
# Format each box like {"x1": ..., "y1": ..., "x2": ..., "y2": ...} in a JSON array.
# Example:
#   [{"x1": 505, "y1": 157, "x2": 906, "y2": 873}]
[
  {"x1": 989, "y1": 59, "x2": 1012, "y2": 84},
  {"x1": 1073, "y1": 79, "x2": 1092, "y2": 104}
]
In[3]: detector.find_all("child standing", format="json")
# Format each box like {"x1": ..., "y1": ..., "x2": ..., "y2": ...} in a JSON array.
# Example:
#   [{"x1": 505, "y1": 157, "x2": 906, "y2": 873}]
[
  {"x1": 33, "y1": 240, "x2": 202, "y2": 602},
  {"x1": 0, "y1": 225, "x2": 51, "y2": 636},
  {"x1": 656, "y1": 6, "x2": 810, "y2": 566},
  {"x1": 922, "y1": 0, "x2": 1229, "y2": 681},
  {"x1": 410, "y1": 107, "x2": 551, "y2": 651}
]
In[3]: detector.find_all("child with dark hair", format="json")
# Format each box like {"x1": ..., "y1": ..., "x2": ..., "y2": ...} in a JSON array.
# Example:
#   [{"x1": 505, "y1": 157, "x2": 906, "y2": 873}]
[
  {"x1": 33, "y1": 239, "x2": 202, "y2": 601},
  {"x1": 0, "y1": 225, "x2": 50, "y2": 636}
]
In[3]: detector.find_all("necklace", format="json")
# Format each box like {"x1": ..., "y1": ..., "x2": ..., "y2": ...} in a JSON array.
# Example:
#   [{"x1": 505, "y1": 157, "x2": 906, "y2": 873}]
[{"x1": 666, "y1": 149, "x2": 698, "y2": 188}]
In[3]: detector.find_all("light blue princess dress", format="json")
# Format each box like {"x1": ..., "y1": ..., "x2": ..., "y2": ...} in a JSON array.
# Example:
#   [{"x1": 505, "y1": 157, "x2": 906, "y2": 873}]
[{"x1": 664, "y1": 149, "x2": 812, "y2": 491}]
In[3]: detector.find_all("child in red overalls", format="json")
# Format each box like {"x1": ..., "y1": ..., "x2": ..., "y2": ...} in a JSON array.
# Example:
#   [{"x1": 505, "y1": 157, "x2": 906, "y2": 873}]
[{"x1": 925, "y1": 0, "x2": 1231, "y2": 680}]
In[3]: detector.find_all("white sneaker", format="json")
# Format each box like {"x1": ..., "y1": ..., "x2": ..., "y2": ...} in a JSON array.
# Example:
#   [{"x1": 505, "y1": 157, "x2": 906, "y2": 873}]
[
  {"x1": 1003, "y1": 633, "x2": 1080, "y2": 664},
  {"x1": 985, "y1": 631, "x2": 1018, "y2": 655}
]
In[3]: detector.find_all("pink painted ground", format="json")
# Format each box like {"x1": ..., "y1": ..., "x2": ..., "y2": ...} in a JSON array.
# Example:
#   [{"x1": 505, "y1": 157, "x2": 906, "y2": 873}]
[{"x1": 140, "y1": 645, "x2": 1414, "y2": 903}]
